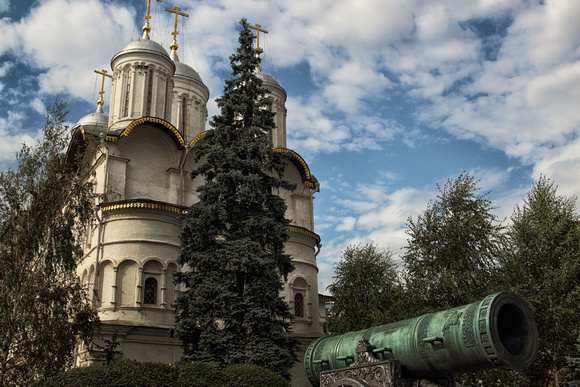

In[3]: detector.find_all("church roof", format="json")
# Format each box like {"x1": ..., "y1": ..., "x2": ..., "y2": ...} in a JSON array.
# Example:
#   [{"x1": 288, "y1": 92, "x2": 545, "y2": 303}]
[
  {"x1": 111, "y1": 38, "x2": 171, "y2": 64},
  {"x1": 73, "y1": 110, "x2": 108, "y2": 136},
  {"x1": 256, "y1": 71, "x2": 286, "y2": 97},
  {"x1": 174, "y1": 60, "x2": 204, "y2": 84},
  {"x1": 171, "y1": 53, "x2": 208, "y2": 93}
]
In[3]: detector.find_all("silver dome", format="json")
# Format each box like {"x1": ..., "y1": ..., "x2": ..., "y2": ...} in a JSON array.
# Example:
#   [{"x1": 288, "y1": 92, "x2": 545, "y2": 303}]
[
  {"x1": 256, "y1": 71, "x2": 286, "y2": 97},
  {"x1": 256, "y1": 71, "x2": 281, "y2": 87},
  {"x1": 73, "y1": 110, "x2": 108, "y2": 136},
  {"x1": 174, "y1": 60, "x2": 206, "y2": 88},
  {"x1": 112, "y1": 38, "x2": 171, "y2": 64}
]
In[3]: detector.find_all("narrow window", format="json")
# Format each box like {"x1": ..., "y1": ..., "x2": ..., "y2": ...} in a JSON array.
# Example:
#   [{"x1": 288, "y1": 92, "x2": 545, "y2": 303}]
[
  {"x1": 294, "y1": 293, "x2": 304, "y2": 317},
  {"x1": 123, "y1": 71, "x2": 131, "y2": 117},
  {"x1": 181, "y1": 96, "x2": 187, "y2": 130},
  {"x1": 145, "y1": 68, "x2": 153, "y2": 116},
  {"x1": 144, "y1": 277, "x2": 158, "y2": 305}
]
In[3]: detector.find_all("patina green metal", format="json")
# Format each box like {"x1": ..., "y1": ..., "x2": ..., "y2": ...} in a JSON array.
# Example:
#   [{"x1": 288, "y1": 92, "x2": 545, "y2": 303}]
[{"x1": 305, "y1": 292, "x2": 538, "y2": 386}]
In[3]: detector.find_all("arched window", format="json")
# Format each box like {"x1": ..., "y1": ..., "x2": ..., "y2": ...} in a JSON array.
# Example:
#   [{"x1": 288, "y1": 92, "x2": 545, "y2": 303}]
[
  {"x1": 144, "y1": 277, "x2": 158, "y2": 305},
  {"x1": 294, "y1": 293, "x2": 304, "y2": 317}
]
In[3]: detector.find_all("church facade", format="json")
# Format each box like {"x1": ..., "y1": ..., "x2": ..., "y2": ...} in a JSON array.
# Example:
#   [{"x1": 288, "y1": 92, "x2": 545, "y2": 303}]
[{"x1": 70, "y1": 8, "x2": 325, "y2": 380}]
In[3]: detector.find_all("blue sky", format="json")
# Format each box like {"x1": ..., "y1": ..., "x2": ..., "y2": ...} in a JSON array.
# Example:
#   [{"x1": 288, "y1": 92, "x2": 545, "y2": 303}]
[{"x1": 1, "y1": 0, "x2": 579, "y2": 292}]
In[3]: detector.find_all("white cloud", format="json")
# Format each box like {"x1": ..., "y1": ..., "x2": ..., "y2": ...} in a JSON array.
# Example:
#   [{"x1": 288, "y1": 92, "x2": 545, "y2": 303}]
[
  {"x1": 336, "y1": 216, "x2": 356, "y2": 232},
  {"x1": 533, "y1": 138, "x2": 580, "y2": 199},
  {"x1": 17, "y1": 0, "x2": 135, "y2": 99},
  {"x1": 0, "y1": 18, "x2": 18, "y2": 54}
]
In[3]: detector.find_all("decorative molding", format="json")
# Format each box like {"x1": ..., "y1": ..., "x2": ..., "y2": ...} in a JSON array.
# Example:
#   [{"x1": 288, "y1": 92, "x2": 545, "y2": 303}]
[
  {"x1": 189, "y1": 131, "x2": 207, "y2": 147},
  {"x1": 121, "y1": 117, "x2": 185, "y2": 149},
  {"x1": 101, "y1": 201, "x2": 186, "y2": 214},
  {"x1": 288, "y1": 226, "x2": 321, "y2": 244},
  {"x1": 274, "y1": 148, "x2": 316, "y2": 189}
]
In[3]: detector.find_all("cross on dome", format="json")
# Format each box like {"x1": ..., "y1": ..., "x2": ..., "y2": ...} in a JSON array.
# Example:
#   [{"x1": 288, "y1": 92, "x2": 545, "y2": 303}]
[
  {"x1": 249, "y1": 23, "x2": 268, "y2": 69},
  {"x1": 142, "y1": 0, "x2": 162, "y2": 39},
  {"x1": 94, "y1": 69, "x2": 112, "y2": 112},
  {"x1": 165, "y1": 6, "x2": 189, "y2": 58}
]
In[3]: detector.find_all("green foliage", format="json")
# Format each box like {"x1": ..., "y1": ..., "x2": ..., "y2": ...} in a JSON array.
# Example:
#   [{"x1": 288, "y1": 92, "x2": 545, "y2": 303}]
[
  {"x1": 40, "y1": 360, "x2": 289, "y2": 387},
  {"x1": 326, "y1": 243, "x2": 402, "y2": 334},
  {"x1": 178, "y1": 361, "x2": 226, "y2": 387},
  {"x1": 0, "y1": 101, "x2": 99, "y2": 385},
  {"x1": 174, "y1": 19, "x2": 297, "y2": 379},
  {"x1": 567, "y1": 336, "x2": 580, "y2": 386},
  {"x1": 402, "y1": 172, "x2": 504, "y2": 316},
  {"x1": 498, "y1": 175, "x2": 580, "y2": 386},
  {"x1": 39, "y1": 360, "x2": 178, "y2": 387},
  {"x1": 223, "y1": 363, "x2": 290, "y2": 387},
  {"x1": 93, "y1": 330, "x2": 121, "y2": 364}
]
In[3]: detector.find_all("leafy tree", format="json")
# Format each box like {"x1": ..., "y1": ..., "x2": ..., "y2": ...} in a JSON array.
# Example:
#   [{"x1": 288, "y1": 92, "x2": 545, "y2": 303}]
[
  {"x1": 0, "y1": 101, "x2": 98, "y2": 385},
  {"x1": 174, "y1": 20, "x2": 297, "y2": 379},
  {"x1": 402, "y1": 172, "x2": 504, "y2": 316},
  {"x1": 499, "y1": 176, "x2": 580, "y2": 386},
  {"x1": 326, "y1": 243, "x2": 402, "y2": 334}
]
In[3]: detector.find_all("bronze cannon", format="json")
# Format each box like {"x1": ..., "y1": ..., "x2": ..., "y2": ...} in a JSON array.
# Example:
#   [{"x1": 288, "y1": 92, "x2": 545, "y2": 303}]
[{"x1": 304, "y1": 292, "x2": 538, "y2": 386}]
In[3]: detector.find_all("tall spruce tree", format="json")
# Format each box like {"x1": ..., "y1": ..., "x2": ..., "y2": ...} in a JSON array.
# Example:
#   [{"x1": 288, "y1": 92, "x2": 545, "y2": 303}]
[{"x1": 174, "y1": 19, "x2": 298, "y2": 379}]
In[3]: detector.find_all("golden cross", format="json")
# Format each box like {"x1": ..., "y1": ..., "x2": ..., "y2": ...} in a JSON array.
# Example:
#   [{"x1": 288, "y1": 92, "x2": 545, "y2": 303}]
[
  {"x1": 249, "y1": 23, "x2": 268, "y2": 69},
  {"x1": 94, "y1": 69, "x2": 113, "y2": 111},
  {"x1": 165, "y1": 6, "x2": 189, "y2": 57},
  {"x1": 142, "y1": 0, "x2": 162, "y2": 38}
]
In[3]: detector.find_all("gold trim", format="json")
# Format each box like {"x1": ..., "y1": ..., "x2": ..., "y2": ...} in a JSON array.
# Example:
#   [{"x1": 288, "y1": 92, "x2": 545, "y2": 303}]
[
  {"x1": 274, "y1": 148, "x2": 315, "y2": 188},
  {"x1": 105, "y1": 135, "x2": 118, "y2": 142},
  {"x1": 288, "y1": 226, "x2": 321, "y2": 243},
  {"x1": 189, "y1": 131, "x2": 207, "y2": 148},
  {"x1": 101, "y1": 202, "x2": 186, "y2": 214},
  {"x1": 73, "y1": 126, "x2": 87, "y2": 140},
  {"x1": 122, "y1": 117, "x2": 185, "y2": 148}
]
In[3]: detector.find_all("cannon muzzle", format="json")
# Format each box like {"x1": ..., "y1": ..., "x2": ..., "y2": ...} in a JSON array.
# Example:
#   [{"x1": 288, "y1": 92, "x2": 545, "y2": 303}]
[{"x1": 305, "y1": 292, "x2": 537, "y2": 386}]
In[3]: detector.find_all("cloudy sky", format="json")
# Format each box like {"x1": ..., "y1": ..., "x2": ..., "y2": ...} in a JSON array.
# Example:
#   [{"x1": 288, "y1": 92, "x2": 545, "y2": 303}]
[{"x1": 1, "y1": 0, "x2": 579, "y2": 292}]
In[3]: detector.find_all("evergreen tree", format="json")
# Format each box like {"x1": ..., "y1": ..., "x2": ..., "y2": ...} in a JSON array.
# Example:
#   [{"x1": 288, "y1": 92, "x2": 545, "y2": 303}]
[
  {"x1": 326, "y1": 244, "x2": 402, "y2": 334},
  {"x1": 499, "y1": 176, "x2": 580, "y2": 386},
  {"x1": 402, "y1": 172, "x2": 504, "y2": 316},
  {"x1": 174, "y1": 19, "x2": 297, "y2": 379},
  {"x1": 0, "y1": 101, "x2": 98, "y2": 385}
]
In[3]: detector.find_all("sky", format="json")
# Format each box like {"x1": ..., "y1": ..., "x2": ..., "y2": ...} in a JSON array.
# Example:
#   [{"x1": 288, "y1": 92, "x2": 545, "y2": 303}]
[{"x1": 1, "y1": 0, "x2": 579, "y2": 293}]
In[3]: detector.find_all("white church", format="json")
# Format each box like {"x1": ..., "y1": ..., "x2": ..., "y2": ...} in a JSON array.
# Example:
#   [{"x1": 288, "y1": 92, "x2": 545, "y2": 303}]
[{"x1": 68, "y1": 2, "x2": 327, "y2": 382}]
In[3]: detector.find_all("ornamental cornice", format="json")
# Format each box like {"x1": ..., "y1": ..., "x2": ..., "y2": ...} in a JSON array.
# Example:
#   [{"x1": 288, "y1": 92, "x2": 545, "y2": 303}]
[
  {"x1": 288, "y1": 226, "x2": 321, "y2": 244},
  {"x1": 101, "y1": 201, "x2": 186, "y2": 214}
]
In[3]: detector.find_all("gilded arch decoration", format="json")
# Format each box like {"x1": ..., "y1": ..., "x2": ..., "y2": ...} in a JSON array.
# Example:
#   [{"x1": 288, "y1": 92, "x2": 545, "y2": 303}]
[
  {"x1": 274, "y1": 148, "x2": 317, "y2": 189},
  {"x1": 111, "y1": 117, "x2": 186, "y2": 149}
]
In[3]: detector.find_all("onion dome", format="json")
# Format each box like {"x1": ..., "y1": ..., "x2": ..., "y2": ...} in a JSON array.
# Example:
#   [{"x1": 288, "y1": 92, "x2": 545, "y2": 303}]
[
  {"x1": 171, "y1": 53, "x2": 207, "y2": 89},
  {"x1": 256, "y1": 70, "x2": 286, "y2": 98},
  {"x1": 111, "y1": 38, "x2": 172, "y2": 65},
  {"x1": 72, "y1": 108, "x2": 108, "y2": 137}
]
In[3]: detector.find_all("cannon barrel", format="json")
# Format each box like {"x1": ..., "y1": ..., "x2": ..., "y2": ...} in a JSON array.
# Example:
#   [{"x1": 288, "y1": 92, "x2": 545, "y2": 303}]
[{"x1": 305, "y1": 292, "x2": 538, "y2": 386}]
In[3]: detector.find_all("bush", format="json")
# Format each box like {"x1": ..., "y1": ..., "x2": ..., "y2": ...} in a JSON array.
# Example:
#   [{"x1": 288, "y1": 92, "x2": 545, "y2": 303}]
[
  {"x1": 39, "y1": 360, "x2": 291, "y2": 387},
  {"x1": 178, "y1": 361, "x2": 225, "y2": 387},
  {"x1": 39, "y1": 360, "x2": 177, "y2": 387},
  {"x1": 223, "y1": 364, "x2": 290, "y2": 387}
]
